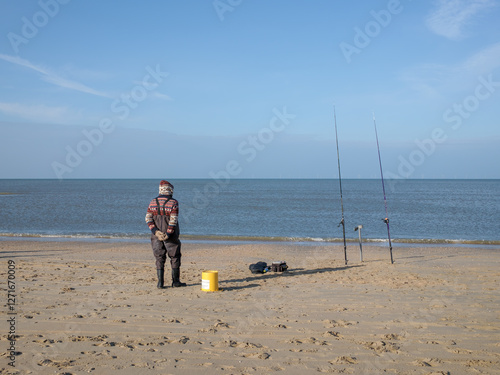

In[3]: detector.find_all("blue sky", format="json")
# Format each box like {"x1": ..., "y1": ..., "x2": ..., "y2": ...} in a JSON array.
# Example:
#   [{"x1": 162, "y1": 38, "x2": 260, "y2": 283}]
[{"x1": 0, "y1": 0, "x2": 499, "y2": 179}]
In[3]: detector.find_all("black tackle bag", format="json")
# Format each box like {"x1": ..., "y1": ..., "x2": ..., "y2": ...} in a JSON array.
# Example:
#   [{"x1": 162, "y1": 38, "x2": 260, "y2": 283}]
[{"x1": 249, "y1": 261, "x2": 268, "y2": 274}]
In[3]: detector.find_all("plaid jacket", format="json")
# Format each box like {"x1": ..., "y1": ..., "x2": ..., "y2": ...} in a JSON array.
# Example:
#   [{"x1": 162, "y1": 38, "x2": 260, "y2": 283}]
[{"x1": 145, "y1": 195, "x2": 179, "y2": 235}]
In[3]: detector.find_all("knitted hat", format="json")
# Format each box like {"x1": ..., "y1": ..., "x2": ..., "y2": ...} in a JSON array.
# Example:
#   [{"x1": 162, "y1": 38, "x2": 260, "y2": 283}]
[{"x1": 159, "y1": 180, "x2": 174, "y2": 196}]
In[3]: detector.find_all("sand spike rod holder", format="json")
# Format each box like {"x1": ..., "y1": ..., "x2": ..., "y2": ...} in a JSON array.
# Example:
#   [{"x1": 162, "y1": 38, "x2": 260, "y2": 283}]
[{"x1": 354, "y1": 225, "x2": 363, "y2": 262}]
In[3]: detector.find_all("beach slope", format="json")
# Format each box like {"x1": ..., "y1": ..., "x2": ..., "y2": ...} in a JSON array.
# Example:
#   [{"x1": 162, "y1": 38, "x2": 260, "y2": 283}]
[{"x1": 1, "y1": 240, "x2": 499, "y2": 374}]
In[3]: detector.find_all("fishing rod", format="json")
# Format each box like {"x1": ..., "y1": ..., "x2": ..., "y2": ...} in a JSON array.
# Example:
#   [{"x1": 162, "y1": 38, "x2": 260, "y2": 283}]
[
  {"x1": 334, "y1": 106, "x2": 348, "y2": 265},
  {"x1": 373, "y1": 114, "x2": 394, "y2": 264}
]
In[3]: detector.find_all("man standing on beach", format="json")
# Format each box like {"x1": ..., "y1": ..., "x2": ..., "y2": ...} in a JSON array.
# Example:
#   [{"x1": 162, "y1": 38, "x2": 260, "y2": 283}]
[{"x1": 145, "y1": 180, "x2": 186, "y2": 288}]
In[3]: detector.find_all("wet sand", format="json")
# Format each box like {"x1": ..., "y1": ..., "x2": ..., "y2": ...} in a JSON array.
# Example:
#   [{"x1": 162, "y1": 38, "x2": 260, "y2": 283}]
[{"x1": 1, "y1": 239, "x2": 499, "y2": 374}]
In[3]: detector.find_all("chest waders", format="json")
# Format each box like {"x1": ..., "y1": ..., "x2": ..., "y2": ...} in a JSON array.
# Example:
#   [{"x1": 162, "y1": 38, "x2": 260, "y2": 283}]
[
  {"x1": 154, "y1": 198, "x2": 186, "y2": 288},
  {"x1": 155, "y1": 198, "x2": 170, "y2": 289}
]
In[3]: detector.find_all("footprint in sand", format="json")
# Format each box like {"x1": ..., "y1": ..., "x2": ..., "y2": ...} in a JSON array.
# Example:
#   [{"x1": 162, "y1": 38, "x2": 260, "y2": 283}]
[
  {"x1": 360, "y1": 340, "x2": 400, "y2": 354},
  {"x1": 287, "y1": 337, "x2": 330, "y2": 346},
  {"x1": 214, "y1": 320, "x2": 231, "y2": 328},
  {"x1": 412, "y1": 358, "x2": 442, "y2": 367},
  {"x1": 240, "y1": 352, "x2": 271, "y2": 359},
  {"x1": 412, "y1": 359, "x2": 431, "y2": 367},
  {"x1": 322, "y1": 319, "x2": 357, "y2": 328},
  {"x1": 60, "y1": 287, "x2": 76, "y2": 293},
  {"x1": 323, "y1": 331, "x2": 342, "y2": 339},
  {"x1": 330, "y1": 355, "x2": 357, "y2": 364},
  {"x1": 38, "y1": 358, "x2": 76, "y2": 368},
  {"x1": 446, "y1": 347, "x2": 473, "y2": 355},
  {"x1": 169, "y1": 336, "x2": 189, "y2": 344},
  {"x1": 163, "y1": 318, "x2": 183, "y2": 323},
  {"x1": 214, "y1": 340, "x2": 263, "y2": 348}
]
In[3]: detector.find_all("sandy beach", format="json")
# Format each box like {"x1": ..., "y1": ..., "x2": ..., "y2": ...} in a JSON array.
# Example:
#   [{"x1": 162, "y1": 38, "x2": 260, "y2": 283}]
[{"x1": 1, "y1": 239, "x2": 499, "y2": 374}]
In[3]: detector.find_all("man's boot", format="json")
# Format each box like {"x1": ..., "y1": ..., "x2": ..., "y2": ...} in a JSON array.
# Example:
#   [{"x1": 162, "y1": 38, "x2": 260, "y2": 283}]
[
  {"x1": 171, "y1": 268, "x2": 186, "y2": 287},
  {"x1": 157, "y1": 269, "x2": 167, "y2": 289}
]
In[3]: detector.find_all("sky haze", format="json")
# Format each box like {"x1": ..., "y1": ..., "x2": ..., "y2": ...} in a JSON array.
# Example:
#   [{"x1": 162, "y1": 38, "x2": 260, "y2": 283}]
[{"x1": 1, "y1": 0, "x2": 499, "y2": 179}]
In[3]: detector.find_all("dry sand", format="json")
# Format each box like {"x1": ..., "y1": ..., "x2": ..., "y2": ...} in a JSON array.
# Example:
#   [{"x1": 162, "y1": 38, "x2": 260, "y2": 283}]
[{"x1": 1, "y1": 239, "x2": 499, "y2": 375}]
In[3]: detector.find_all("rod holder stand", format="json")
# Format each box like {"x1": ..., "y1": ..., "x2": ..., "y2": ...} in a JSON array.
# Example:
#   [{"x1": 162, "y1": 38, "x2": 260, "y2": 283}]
[{"x1": 354, "y1": 225, "x2": 363, "y2": 262}]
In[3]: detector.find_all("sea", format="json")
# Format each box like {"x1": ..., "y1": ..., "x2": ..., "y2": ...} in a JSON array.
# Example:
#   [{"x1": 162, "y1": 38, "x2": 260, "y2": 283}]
[{"x1": 0, "y1": 179, "x2": 499, "y2": 246}]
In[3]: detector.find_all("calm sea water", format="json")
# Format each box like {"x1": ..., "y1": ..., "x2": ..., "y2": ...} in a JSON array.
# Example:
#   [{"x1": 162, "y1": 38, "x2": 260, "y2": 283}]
[{"x1": 0, "y1": 179, "x2": 499, "y2": 244}]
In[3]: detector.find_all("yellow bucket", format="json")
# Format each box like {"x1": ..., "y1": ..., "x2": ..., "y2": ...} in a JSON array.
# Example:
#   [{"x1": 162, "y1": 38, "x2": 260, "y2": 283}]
[{"x1": 201, "y1": 270, "x2": 219, "y2": 292}]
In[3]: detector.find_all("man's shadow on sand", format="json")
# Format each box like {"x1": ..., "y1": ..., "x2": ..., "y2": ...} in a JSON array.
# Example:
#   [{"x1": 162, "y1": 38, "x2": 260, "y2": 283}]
[{"x1": 218, "y1": 264, "x2": 364, "y2": 291}]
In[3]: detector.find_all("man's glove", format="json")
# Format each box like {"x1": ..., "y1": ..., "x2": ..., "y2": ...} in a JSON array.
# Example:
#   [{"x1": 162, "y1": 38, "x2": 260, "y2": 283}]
[{"x1": 155, "y1": 230, "x2": 168, "y2": 241}]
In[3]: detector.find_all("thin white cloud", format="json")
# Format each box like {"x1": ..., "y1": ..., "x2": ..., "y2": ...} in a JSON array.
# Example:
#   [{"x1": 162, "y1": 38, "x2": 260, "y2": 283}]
[
  {"x1": 150, "y1": 92, "x2": 173, "y2": 101},
  {"x1": 400, "y1": 42, "x2": 500, "y2": 96},
  {"x1": 41, "y1": 75, "x2": 110, "y2": 98},
  {"x1": 0, "y1": 54, "x2": 111, "y2": 98},
  {"x1": 131, "y1": 80, "x2": 173, "y2": 101},
  {"x1": 0, "y1": 54, "x2": 48, "y2": 74},
  {"x1": 461, "y1": 42, "x2": 500, "y2": 74},
  {"x1": 425, "y1": 0, "x2": 496, "y2": 39},
  {"x1": 0, "y1": 102, "x2": 81, "y2": 124}
]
